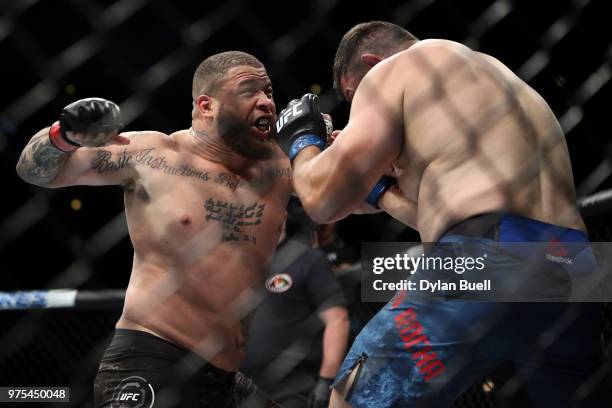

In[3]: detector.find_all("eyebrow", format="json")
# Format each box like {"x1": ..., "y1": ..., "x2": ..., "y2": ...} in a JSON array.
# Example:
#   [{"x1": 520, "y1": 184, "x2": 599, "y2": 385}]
[{"x1": 238, "y1": 78, "x2": 272, "y2": 89}]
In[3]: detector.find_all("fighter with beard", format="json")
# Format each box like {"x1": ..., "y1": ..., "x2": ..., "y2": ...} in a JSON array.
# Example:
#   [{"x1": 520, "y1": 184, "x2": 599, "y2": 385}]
[{"x1": 16, "y1": 51, "x2": 291, "y2": 407}]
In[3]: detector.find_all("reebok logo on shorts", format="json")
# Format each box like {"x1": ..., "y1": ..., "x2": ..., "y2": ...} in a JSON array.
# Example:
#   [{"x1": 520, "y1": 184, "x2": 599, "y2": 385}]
[{"x1": 545, "y1": 237, "x2": 574, "y2": 264}]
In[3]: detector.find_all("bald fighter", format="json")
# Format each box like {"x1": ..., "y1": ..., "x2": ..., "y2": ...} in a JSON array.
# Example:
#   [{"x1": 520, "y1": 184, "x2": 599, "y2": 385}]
[{"x1": 278, "y1": 22, "x2": 603, "y2": 407}]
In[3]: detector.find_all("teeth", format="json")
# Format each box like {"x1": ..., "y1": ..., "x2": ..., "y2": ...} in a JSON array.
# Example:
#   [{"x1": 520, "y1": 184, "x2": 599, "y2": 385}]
[{"x1": 256, "y1": 118, "x2": 269, "y2": 126}]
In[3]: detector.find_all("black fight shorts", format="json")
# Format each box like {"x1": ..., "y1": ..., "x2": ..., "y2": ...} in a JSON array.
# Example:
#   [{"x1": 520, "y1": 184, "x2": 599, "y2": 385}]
[{"x1": 94, "y1": 329, "x2": 279, "y2": 408}]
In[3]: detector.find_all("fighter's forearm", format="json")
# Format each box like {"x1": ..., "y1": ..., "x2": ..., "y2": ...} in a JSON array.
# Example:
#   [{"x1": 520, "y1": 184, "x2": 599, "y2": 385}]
[
  {"x1": 293, "y1": 148, "x2": 363, "y2": 223},
  {"x1": 16, "y1": 127, "x2": 71, "y2": 187},
  {"x1": 293, "y1": 150, "x2": 327, "y2": 221},
  {"x1": 319, "y1": 312, "x2": 350, "y2": 378},
  {"x1": 351, "y1": 202, "x2": 384, "y2": 215},
  {"x1": 379, "y1": 185, "x2": 419, "y2": 230}
]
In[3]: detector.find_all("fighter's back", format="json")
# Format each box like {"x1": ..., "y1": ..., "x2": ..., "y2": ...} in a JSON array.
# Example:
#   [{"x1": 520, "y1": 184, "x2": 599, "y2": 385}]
[{"x1": 389, "y1": 39, "x2": 585, "y2": 241}]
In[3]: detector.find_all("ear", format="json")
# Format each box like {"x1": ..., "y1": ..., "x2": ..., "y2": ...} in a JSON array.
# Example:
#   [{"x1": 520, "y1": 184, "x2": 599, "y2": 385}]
[
  {"x1": 361, "y1": 53, "x2": 384, "y2": 68},
  {"x1": 195, "y1": 94, "x2": 214, "y2": 116}
]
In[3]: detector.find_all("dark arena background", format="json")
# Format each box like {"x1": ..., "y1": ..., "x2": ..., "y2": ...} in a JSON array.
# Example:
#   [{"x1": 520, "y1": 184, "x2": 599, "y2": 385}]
[{"x1": 1, "y1": 0, "x2": 612, "y2": 407}]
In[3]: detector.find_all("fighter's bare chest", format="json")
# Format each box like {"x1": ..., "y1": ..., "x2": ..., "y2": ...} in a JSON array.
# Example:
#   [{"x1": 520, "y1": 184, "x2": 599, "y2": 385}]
[
  {"x1": 127, "y1": 146, "x2": 288, "y2": 197},
  {"x1": 126, "y1": 157, "x2": 290, "y2": 244},
  {"x1": 147, "y1": 185, "x2": 276, "y2": 246}
]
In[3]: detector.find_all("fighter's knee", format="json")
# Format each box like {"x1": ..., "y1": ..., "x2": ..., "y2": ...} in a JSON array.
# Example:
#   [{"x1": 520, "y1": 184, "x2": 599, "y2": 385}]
[
  {"x1": 330, "y1": 355, "x2": 365, "y2": 407},
  {"x1": 329, "y1": 388, "x2": 352, "y2": 408}
]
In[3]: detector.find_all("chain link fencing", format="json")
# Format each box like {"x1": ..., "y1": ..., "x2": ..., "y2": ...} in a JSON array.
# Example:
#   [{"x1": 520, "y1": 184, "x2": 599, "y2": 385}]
[{"x1": 1, "y1": 0, "x2": 611, "y2": 407}]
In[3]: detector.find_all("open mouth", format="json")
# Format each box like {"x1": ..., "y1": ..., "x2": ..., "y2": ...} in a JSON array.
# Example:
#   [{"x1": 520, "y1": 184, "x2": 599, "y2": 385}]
[{"x1": 251, "y1": 117, "x2": 271, "y2": 140}]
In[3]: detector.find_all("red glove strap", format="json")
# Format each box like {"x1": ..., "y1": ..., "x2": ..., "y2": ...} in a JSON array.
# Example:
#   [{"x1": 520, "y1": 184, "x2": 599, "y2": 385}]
[{"x1": 49, "y1": 121, "x2": 80, "y2": 152}]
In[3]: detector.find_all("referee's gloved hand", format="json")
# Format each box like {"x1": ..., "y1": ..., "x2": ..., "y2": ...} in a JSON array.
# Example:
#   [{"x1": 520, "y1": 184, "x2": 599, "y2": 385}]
[{"x1": 307, "y1": 376, "x2": 333, "y2": 408}]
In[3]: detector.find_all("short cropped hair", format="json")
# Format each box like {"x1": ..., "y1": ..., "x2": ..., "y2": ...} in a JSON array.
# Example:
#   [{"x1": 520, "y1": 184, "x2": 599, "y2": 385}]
[
  {"x1": 333, "y1": 21, "x2": 418, "y2": 98},
  {"x1": 192, "y1": 51, "x2": 264, "y2": 100}
]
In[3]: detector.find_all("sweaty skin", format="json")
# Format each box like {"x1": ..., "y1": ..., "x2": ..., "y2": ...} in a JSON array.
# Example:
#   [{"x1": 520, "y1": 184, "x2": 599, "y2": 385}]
[
  {"x1": 16, "y1": 65, "x2": 292, "y2": 372},
  {"x1": 293, "y1": 39, "x2": 585, "y2": 241}
]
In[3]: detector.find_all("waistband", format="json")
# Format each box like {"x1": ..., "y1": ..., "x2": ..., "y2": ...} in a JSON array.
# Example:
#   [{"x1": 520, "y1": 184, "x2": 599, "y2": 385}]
[
  {"x1": 103, "y1": 329, "x2": 231, "y2": 377},
  {"x1": 444, "y1": 213, "x2": 589, "y2": 243}
]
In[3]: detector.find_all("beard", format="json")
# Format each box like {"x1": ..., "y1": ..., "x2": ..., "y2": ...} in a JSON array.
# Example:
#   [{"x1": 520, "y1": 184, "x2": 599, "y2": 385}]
[{"x1": 216, "y1": 106, "x2": 277, "y2": 160}]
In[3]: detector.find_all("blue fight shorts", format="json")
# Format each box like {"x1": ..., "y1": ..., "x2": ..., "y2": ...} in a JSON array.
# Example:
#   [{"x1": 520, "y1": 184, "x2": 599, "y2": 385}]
[{"x1": 334, "y1": 213, "x2": 604, "y2": 407}]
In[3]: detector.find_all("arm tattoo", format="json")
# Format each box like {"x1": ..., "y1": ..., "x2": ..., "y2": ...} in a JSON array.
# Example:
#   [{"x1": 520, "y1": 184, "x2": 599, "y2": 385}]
[
  {"x1": 91, "y1": 147, "x2": 210, "y2": 182},
  {"x1": 87, "y1": 145, "x2": 290, "y2": 193},
  {"x1": 92, "y1": 150, "x2": 131, "y2": 172},
  {"x1": 16, "y1": 127, "x2": 70, "y2": 186}
]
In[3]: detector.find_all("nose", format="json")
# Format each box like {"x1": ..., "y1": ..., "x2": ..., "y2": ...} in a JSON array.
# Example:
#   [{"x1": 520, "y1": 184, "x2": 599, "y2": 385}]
[{"x1": 256, "y1": 93, "x2": 275, "y2": 114}]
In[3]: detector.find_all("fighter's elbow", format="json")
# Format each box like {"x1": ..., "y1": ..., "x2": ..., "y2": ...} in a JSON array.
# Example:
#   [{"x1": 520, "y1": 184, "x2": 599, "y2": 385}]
[
  {"x1": 16, "y1": 162, "x2": 56, "y2": 188},
  {"x1": 334, "y1": 307, "x2": 349, "y2": 324},
  {"x1": 300, "y1": 191, "x2": 346, "y2": 224},
  {"x1": 294, "y1": 167, "x2": 354, "y2": 222},
  {"x1": 300, "y1": 194, "x2": 332, "y2": 224},
  {"x1": 16, "y1": 162, "x2": 33, "y2": 184},
  {"x1": 15, "y1": 162, "x2": 26, "y2": 181},
  {"x1": 322, "y1": 306, "x2": 349, "y2": 327}
]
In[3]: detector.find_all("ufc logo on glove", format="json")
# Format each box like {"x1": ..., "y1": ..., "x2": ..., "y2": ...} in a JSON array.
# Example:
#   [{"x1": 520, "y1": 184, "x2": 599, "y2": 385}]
[{"x1": 276, "y1": 100, "x2": 305, "y2": 132}]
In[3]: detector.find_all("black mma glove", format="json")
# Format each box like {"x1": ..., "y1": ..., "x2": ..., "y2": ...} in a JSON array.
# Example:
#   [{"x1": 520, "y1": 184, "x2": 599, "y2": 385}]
[
  {"x1": 365, "y1": 176, "x2": 393, "y2": 208},
  {"x1": 275, "y1": 93, "x2": 331, "y2": 161},
  {"x1": 49, "y1": 97, "x2": 123, "y2": 152},
  {"x1": 307, "y1": 376, "x2": 333, "y2": 408}
]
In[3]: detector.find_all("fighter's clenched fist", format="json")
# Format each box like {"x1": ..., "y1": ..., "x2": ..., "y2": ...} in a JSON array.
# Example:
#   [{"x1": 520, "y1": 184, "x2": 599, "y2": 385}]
[
  {"x1": 275, "y1": 93, "x2": 331, "y2": 161},
  {"x1": 50, "y1": 97, "x2": 127, "y2": 151}
]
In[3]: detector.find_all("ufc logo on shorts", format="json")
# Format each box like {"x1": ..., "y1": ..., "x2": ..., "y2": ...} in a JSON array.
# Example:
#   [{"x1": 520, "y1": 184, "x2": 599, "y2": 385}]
[
  {"x1": 119, "y1": 392, "x2": 141, "y2": 402},
  {"x1": 276, "y1": 102, "x2": 303, "y2": 132}
]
